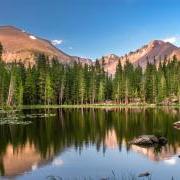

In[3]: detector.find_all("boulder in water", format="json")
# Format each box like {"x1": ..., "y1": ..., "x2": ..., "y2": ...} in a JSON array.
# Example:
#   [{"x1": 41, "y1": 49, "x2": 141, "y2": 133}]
[{"x1": 130, "y1": 135, "x2": 167, "y2": 146}]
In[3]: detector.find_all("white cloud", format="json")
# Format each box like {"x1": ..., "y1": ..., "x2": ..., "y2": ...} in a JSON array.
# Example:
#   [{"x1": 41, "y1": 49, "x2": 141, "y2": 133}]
[
  {"x1": 51, "y1": 39, "x2": 63, "y2": 46},
  {"x1": 68, "y1": 46, "x2": 73, "y2": 50},
  {"x1": 163, "y1": 37, "x2": 177, "y2": 44}
]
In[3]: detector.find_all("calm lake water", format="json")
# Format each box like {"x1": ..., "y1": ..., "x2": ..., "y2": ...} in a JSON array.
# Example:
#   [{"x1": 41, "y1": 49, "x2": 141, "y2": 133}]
[{"x1": 0, "y1": 108, "x2": 180, "y2": 180}]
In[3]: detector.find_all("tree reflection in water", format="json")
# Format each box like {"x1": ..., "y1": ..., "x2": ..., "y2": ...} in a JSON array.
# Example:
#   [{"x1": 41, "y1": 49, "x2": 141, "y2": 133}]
[{"x1": 0, "y1": 107, "x2": 179, "y2": 177}]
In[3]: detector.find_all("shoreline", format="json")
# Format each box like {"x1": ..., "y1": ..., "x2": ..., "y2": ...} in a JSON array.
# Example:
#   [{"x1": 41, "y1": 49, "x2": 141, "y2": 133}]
[{"x1": 2, "y1": 104, "x2": 179, "y2": 110}]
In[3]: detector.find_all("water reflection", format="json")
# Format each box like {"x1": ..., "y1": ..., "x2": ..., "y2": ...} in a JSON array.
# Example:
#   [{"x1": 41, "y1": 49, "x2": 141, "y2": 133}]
[
  {"x1": 0, "y1": 143, "x2": 52, "y2": 177},
  {"x1": 0, "y1": 108, "x2": 179, "y2": 178},
  {"x1": 105, "y1": 130, "x2": 118, "y2": 149}
]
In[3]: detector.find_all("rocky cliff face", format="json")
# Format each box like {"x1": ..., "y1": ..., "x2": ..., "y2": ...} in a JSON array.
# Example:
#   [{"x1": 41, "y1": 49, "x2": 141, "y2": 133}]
[{"x1": 0, "y1": 26, "x2": 91, "y2": 65}]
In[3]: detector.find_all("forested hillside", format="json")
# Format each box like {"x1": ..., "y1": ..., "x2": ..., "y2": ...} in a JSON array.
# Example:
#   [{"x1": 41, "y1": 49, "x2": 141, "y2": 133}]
[{"x1": 0, "y1": 42, "x2": 179, "y2": 106}]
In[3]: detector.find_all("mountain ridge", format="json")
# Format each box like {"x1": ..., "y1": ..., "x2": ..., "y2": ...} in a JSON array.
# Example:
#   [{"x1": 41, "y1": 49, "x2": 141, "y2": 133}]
[
  {"x1": 0, "y1": 25, "x2": 91, "y2": 65},
  {"x1": 0, "y1": 25, "x2": 180, "y2": 74}
]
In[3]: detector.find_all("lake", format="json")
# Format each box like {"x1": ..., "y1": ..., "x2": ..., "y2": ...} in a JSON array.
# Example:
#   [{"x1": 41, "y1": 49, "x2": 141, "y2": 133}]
[{"x1": 0, "y1": 107, "x2": 180, "y2": 180}]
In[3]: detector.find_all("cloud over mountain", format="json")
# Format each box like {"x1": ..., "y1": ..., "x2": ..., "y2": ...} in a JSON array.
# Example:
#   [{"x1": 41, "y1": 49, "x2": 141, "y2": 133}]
[
  {"x1": 51, "y1": 39, "x2": 63, "y2": 46},
  {"x1": 163, "y1": 37, "x2": 178, "y2": 44}
]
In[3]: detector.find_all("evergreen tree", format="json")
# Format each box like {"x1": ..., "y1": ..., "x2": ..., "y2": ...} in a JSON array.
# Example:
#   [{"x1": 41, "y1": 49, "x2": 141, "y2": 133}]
[
  {"x1": 45, "y1": 74, "x2": 54, "y2": 105},
  {"x1": 0, "y1": 51, "x2": 179, "y2": 106},
  {"x1": 24, "y1": 66, "x2": 36, "y2": 104},
  {"x1": 78, "y1": 67, "x2": 85, "y2": 104},
  {"x1": 0, "y1": 42, "x2": 3, "y2": 60},
  {"x1": 144, "y1": 63, "x2": 157, "y2": 103}
]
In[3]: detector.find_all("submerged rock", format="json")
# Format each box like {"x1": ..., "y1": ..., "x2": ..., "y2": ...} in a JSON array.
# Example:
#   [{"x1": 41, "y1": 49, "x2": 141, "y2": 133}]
[
  {"x1": 138, "y1": 171, "x2": 150, "y2": 177},
  {"x1": 129, "y1": 135, "x2": 167, "y2": 146}
]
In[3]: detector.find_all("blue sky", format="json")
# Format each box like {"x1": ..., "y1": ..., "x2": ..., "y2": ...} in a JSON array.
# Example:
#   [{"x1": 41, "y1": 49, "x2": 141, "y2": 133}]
[{"x1": 1, "y1": 0, "x2": 180, "y2": 59}]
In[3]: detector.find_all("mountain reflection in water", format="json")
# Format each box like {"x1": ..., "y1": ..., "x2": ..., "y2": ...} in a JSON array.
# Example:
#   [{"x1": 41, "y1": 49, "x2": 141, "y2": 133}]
[
  {"x1": 0, "y1": 143, "x2": 52, "y2": 177},
  {"x1": 0, "y1": 107, "x2": 179, "y2": 178}
]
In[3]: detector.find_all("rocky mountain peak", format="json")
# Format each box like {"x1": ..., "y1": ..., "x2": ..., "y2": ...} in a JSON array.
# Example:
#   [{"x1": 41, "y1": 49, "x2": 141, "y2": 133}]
[
  {"x1": 101, "y1": 40, "x2": 179, "y2": 74},
  {"x1": 149, "y1": 40, "x2": 165, "y2": 47}
]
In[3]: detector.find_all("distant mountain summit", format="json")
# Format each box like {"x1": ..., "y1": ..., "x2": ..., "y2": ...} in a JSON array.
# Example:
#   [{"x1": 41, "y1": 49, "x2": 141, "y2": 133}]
[
  {"x1": 100, "y1": 40, "x2": 180, "y2": 74},
  {"x1": 0, "y1": 26, "x2": 91, "y2": 65}
]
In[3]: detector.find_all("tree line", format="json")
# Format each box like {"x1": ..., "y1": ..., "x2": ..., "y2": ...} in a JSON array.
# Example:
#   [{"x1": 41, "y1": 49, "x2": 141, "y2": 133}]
[{"x1": 0, "y1": 43, "x2": 179, "y2": 106}]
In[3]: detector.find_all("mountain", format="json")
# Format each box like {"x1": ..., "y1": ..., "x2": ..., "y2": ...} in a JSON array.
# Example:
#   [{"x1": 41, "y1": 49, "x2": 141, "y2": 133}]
[
  {"x1": 0, "y1": 26, "x2": 180, "y2": 74},
  {"x1": 0, "y1": 26, "x2": 91, "y2": 65},
  {"x1": 100, "y1": 40, "x2": 180, "y2": 74}
]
